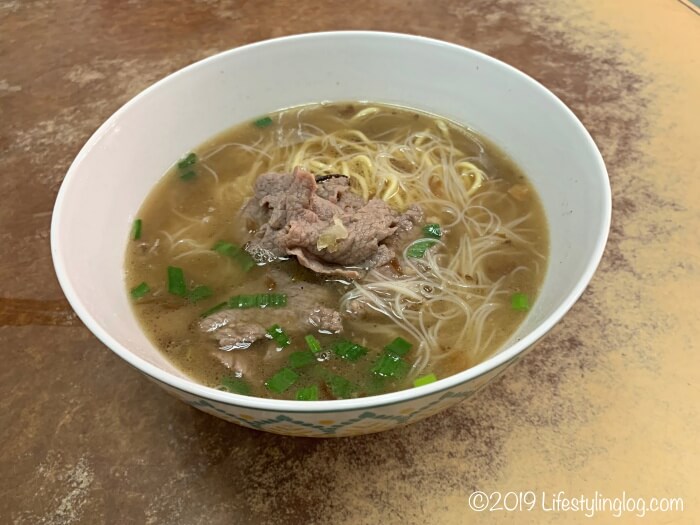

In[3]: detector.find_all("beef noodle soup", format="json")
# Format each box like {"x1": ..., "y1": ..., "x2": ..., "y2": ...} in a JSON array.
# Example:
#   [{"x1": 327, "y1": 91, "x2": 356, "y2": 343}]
[{"x1": 125, "y1": 102, "x2": 548, "y2": 400}]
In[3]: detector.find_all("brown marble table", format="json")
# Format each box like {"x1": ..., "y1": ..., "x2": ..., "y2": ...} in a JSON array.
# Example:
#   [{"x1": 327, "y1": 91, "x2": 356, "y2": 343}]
[{"x1": 1, "y1": 1, "x2": 698, "y2": 523}]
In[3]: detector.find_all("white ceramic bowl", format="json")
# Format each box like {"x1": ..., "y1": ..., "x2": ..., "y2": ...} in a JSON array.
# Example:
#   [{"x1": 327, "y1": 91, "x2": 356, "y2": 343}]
[{"x1": 51, "y1": 32, "x2": 610, "y2": 437}]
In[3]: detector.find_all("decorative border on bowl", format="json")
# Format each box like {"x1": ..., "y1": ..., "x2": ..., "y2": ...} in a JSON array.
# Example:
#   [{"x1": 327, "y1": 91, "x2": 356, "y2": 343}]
[{"x1": 186, "y1": 388, "x2": 477, "y2": 435}]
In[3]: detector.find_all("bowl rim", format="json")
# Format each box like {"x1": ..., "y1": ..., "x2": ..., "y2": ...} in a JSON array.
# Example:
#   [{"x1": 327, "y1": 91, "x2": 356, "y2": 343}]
[{"x1": 51, "y1": 30, "x2": 611, "y2": 413}]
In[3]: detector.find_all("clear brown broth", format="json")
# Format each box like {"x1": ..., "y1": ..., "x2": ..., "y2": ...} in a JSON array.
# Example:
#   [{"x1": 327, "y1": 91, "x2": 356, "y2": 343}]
[{"x1": 125, "y1": 102, "x2": 549, "y2": 400}]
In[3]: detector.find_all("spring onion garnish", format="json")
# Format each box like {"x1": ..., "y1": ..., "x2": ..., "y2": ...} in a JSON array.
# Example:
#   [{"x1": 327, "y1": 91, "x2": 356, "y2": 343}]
[
  {"x1": 371, "y1": 337, "x2": 412, "y2": 377},
  {"x1": 253, "y1": 116, "x2": 273, "y2": 128},
  {"x1": 228, "y1": 293, "x2": 287, "y2": 309},
  {"x1": 165, "y1": 264, "x2": 212, "y2": 304},
  {"x1": 406, "y1": 239, "x2": 437, "y2": 258},
  {"x1": 176, "y1": 153, "x2": 197, "y2": 180},
  {"x1": 407, "y1": 224, "x2": 441, "y2": 258},
  {"x1": 511, "y1": 292, "x2": 530, "y2": 312},
  {"x1": 384, "y1": 337, "x2": 412, "y2": 356},
  {"x1": 212, "y1": 240, "x2": 235, "y2": 254},
  {"x1": 219, "y1": 376, "x2": 251, "y2": 395},
  {"x1": 131, "y1": 219, "x2": 142, "y2": 240},
  {"x1": 326, "y1": 375, "x2": 355, "y2": 399},
  {"x1": 199, "y1": 301, "x2": 228, "y2": 318},
  {"x1": 296, "y1": 385, "x2": 319, "y2": 401},
  {"x1": 130, "y1": 282, "x2": 150, "y2": 299},
  {"x1": 288, "y1": 350, "x2": 315, "y2": 368},
  {"x1": 188, "y1": 285, "x2": 213, "y2": 303},
  {"x1": 238, "y1": 253, "x2": 256, "y2": 272},
  {"x1": 422, "y1": 223, "x2": 442, "y2": 239},
  {"x1": 331, "y1": 339, "x2": 368, "y2": 361},
  {"x1": 265, "y1": 367, "x2": 298, "y2": 393},
  {"x1": 266, "y1": 324, "x2": 290, "y2": 347},
  {"x1": 255, "y1": 293, "x2": 287, "y2": 308},
  {"x1": 167, "y1": 266, "x2": 187, "y2": 297},
  {"x1": 413, "y1": 373, "x2": 437, "y2": 387},
  {"x1": 177, "y1": 152, "x2": 197, "y2": 169},
  {"x1": 371, "y1": 352, "x2": 409, "y2": 379},
  {"x1": 212, "y1": 241, "x2": 256, "y2": 272},
  {"x1": 305, "y1": 334, "x2": 322, "y2": 354},
  {"x1": 228, "y1": 294, "x2": 256, "y2": 309}
]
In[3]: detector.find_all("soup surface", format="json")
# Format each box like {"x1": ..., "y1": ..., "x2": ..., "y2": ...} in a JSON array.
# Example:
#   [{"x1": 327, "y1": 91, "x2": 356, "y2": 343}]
[{"x1": 125, "y1": 102, "x2": 548, "y2": 400}]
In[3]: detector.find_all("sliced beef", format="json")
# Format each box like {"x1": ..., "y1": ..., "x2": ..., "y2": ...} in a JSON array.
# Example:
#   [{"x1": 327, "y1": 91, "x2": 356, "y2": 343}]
[
  {"x1": 309, "y1": 307, "x2": 343, "y2": 332},
  {"x1": 395, "y1": 204, "x2": 423, "y2": 235},
  {"x1": 315, "y1": 175, "x2": 365, "y2": 212},
  {"x1": 288, "y1": 248, "x2": 361, "y2": 280},
  {"x1": 200, "y1": 313, "x2": 267, "y2": 351},
  {"x1": 199, "y1": 268, "x2": 343, "y2": 351},
  {"x1": 210, "y1": 342, "x2": 284, "y2": 383},
  {"x1": 200, "y1": 306, "x2": 341, "y2": 351},
  {"x1": 364, "y1": 244, "x2": 394, "y2": 270},
  {"x1": 240, "y1": 172, "x2": 292, "y2": 228},
  {"x1": 343, "y1": 297, "x2": 370, "y2": 319},
  {"x1": 242, "y1": 167, "x2": 422, "y2": 279},
  {"x1": 374, "y1": 203, "x2": 423, "y2": 253},
  {"x1": 311, "y1": 198, "x2": 399, "y2": 265}
]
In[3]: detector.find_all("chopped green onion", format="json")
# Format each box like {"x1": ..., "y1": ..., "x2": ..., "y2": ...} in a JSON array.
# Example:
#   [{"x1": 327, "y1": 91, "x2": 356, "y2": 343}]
[
  {"x1": 253, "y1": 116, "x2": 273, "y2": 128},
  {"x1": 226, "y1": 294, "x2": 254, "y2": 309},
  {"x1": 326, "y1": 375, "x2": 355, "y2": 399},
  {"x1": 511, "y1": 292, "x2": 530, "y2": 311},
  {"x1": 228, "y1": 293, "x2": 287, "y2": 309},
  {"x1": 177, "y1": 152, "x2": 197, "y2": 169},
  {"x1": 265, "y1": 367, "x2": 298, "y2": 393},
  {"x1": 212, "y1": 241, "x2": 234, "y2": 254},
  {"x1": 288, "y1": 350, "x2": 315, "y2": 368},
  {"x1": 176, "y1": 153, "x2": 198, "y2": 180},
  {"x1": 413, "y1": 373, "x2": 438, "y2": 387},
  {"x1": 295, "y1": 385, "x2": 319, "y2": 401},
  {"x1": 371, "y1": 352, "x2": 409, "y2": 379},
  {"x1": 130, "y1": 282, "x2": 150, "y2": 299},
  {"x1": 167, "y1": 266, "x2": 187, "y2": 297},
  {"x1": 219, "y1": 376, "x2": 251, "y2": 395},
  {"x1": 266, "y1": 324, "x2": 290, "y2": 347},
  {"x1": 407, "y1": 224, "x2": 441, "y2": 257},
  {"x1": 256, "y1": 295, "x2": 271, "y2": 308},
  {"x1": 264, "y1": 294, "x2": 286, "y2": 307},
  {"x1": 212, "y1": 241, "x2": 256, "y2": 272},
  {"x1": 235, "y1": 253, "x2": 255, "y2": 272},
  {"x1": 200, "y1": 301, "x2": 228, "y2": 318},
  {"x1": 255, "y1": 293, "x2": 276, "y2": 308},
  {"x1": 212, "y1": 241, "x2": 230, "y2": 253},
  {"x1": 236, "y1": 255, "x2": 255, "y2": 272},
  {"x1": 305, "y1": 334, "x2": 322, "y2": 354},
  {"x1": 384, "y1": 337, "x2": 412, "y2": 356},
  {"x1": 255, "y1": 293, "x2": 286, "y2": 308},
  {"x1": 188, "y1": 285, "x2": 213, "y2": 303},
  {"x1": 422, "y1": 223, "x2": 442, "y2": 239},
  {"x1": 331, "y1": 339, "x2": 368, "y2": 361},
  {"x1": 258, "y1": 294, "x2": 285, "y2": 307},
  {"x1": 228, "y1": 294, "x2": 257, "y2": 309},
  {"x1": 131, "y1": 219, "x2": 142, "y2": 240},
  {"x1": 407, "y1": 239, "x2": 437, "y2": 258},
  {"x1": 267, "y1": 294, "x2": 287, "y2": 307}
]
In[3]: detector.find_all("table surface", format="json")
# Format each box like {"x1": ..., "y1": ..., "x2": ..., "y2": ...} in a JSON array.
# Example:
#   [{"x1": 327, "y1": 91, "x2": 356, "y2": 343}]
[{"x1": 1, "y1": 1, "x2": 699, "y2": 524}]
